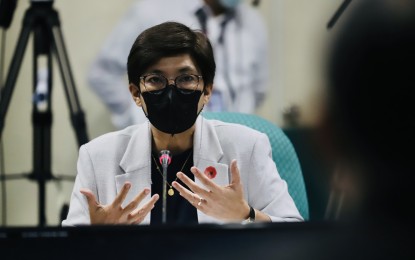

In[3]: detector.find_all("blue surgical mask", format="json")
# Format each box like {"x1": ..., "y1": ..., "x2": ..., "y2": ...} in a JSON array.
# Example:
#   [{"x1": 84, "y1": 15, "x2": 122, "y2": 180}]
[{"x1": 219, "y1": 0, "x2": 241, "y2": 9}]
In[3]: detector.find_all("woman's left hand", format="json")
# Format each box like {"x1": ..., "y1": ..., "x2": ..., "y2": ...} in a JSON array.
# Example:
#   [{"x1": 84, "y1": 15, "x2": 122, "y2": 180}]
[{"x1": 172, "y1": 159, "x2": 250, "y2": 221}]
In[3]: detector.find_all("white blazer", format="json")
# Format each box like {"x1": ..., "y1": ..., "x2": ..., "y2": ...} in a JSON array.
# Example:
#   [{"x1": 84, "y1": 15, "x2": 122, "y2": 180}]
[{"x1": 62, "y1": 116, "x2": 303, "y2": 226}]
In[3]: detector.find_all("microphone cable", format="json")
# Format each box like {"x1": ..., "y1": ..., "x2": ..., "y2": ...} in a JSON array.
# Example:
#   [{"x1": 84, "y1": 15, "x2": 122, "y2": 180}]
[{"x1": 159, "y1": 150, "x2": 171, "y2": 224}]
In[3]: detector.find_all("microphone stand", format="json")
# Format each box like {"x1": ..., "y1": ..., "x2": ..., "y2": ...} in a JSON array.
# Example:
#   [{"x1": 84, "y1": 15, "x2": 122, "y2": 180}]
[{"x1": 159, "y1": 150, "x2": 171, "y2": 224}]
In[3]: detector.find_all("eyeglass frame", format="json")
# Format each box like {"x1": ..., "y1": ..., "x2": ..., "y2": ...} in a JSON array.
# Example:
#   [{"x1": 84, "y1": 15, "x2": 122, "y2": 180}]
[{"x1": 138, "y1": 73, "x2": 204, "y2": 94}]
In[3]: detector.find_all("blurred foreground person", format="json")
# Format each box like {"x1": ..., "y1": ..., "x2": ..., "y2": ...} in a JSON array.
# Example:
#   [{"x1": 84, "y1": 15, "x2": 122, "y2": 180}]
[{"x1": 321, "y1": 0, "x2": 415, "y2": 222}]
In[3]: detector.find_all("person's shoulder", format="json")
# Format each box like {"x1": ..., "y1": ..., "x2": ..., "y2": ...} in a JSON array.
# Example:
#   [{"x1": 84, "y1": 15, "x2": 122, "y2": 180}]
[
  {"x1": 131, "y1": 0, "x2": 200, "y2": 26},
  {"x1": 202, "y1": 118, "x2": 270, "y2": 152},
  {"x1": 237, "y1": 3, "x2": 265, "y2": 20},
  {"x1": 235, "y1": 4, "x2": 267, "y2": 33},
  {"x1": 135, "y1": 0, "x2": 197, "y2": 11},
  {"x1": 132, "y1": 0, "x2": 167, "y2": 13},
  {"x1": 206, "y1": 117, "x2": 264, "y2": 138}
]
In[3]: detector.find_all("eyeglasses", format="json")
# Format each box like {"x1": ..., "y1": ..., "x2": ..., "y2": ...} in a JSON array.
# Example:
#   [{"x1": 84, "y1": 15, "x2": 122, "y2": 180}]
[{"x1": 139, "y1": 73, "x2": 203, "y2": 94}]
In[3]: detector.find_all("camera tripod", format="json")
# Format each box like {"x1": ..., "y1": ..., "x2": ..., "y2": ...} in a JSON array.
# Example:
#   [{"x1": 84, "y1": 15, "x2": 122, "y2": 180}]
[{"x1": 0, "y1": 0, "x2": 88, "y2": 226}]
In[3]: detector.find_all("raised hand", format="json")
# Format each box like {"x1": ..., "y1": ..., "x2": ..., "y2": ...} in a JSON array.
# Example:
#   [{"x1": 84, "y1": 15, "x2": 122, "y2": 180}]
[
  {"x1": 80, "y1": 182, "x2": 159, "y2": 224},
  {"x1": 172, "y1": 159, "x2": 250, "y2": 221}
]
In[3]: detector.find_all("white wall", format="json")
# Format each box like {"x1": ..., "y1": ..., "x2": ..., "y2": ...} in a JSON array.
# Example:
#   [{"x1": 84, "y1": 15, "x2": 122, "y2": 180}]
[{"x1": 0, "y1": 0, "x2": 343, "y2": 226}]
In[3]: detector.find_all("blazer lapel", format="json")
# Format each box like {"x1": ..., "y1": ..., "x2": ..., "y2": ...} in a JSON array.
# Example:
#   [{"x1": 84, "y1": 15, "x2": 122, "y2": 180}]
[
  {"x1": 117, "y1": 122, "x2": 153, "y2": 224},
  {"x1": 194, "y1": 116, "x2": 229, "y2": 223}
]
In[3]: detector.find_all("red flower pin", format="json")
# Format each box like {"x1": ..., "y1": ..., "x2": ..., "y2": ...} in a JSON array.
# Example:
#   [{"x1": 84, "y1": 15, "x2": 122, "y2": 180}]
[{"x1": 204, "y1": 166, "x2": 217, "y2": 179}]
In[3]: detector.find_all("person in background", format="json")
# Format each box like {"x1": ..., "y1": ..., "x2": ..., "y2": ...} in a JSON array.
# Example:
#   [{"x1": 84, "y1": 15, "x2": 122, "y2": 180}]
[
  {"x1": 87, "y1": 0, "x2": 269, "y2": 129},
  {"x1": 62, "y1": 22, "x2": 302, "y2": 226},
  {"x1": 320, "y1": 0, "x2": 415, "y2": 222}
]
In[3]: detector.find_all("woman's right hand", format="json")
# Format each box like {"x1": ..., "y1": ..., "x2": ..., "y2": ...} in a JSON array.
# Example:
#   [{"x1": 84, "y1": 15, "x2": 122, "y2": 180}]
[{"x1": 80, "y1": 182, "x2": 159, "y2": 224}]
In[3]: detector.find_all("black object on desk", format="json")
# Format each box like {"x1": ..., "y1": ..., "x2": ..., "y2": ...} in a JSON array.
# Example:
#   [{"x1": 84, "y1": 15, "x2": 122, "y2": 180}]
[{"x1": 1, "y1": 222, "x2": 413, "y2": 260}]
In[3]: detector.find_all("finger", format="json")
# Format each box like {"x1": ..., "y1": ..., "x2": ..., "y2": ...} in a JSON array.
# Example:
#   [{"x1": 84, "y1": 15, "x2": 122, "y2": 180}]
[
  {"x1": 129, "y1": 194, "x2": 159, "y2": 223},
  {"x1": 176, "y1": 172, "x2": 209, "y2": 197},
  {"x1": 113, "y1": 182, "x2": 131, "y2": 206},
  {"x1": 139, "y1": 194, "x2": 159, "y2": 215},
  {"x1": 190, "y1": 167, "x2": 220, "y2": 191},
  {"x1": 80, "y1": 188, "x2": 99, "y2": 209},
  {"x1": 131, "y1": 205, "x2": 154, "y2": 225},
  {"x1": 131, "y1": 202, "x2": 155, "y2": 225},
  {"x1": 172, "y1": 181, "x2": 199, "y2": 206},
  {"x1": 123, "y1": 188, "x2": 150, "y2": 213},
  {"x1": 230, "y1": 159, "x2": 241, "y2": 185}
]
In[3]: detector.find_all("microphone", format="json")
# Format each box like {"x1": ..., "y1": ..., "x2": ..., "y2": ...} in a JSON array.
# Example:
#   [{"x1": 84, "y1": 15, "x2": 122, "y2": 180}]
[
  {"x1": 159, "y1": 150, "x2": 171, "y2": 167},
  {"x1": 159, "y1": 150, "x2": 171, "y2": 224}
]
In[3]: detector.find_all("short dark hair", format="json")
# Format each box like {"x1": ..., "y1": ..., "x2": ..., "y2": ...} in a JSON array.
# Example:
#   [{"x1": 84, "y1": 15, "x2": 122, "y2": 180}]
[{"x1": 127, "y1": 21, "x2": 216, "y2": 91}]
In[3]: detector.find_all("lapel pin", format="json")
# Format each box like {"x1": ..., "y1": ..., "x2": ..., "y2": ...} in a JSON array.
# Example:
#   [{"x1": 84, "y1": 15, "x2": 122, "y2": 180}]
[{"x1": 204, "y1": 166, "x2": 217, "y2": 179}]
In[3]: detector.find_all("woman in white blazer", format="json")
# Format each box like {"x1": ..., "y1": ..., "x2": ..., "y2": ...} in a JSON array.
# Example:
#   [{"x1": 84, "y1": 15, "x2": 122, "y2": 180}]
[{"x1": 62, "y1": 22, "x2": 302, "y2": 226}]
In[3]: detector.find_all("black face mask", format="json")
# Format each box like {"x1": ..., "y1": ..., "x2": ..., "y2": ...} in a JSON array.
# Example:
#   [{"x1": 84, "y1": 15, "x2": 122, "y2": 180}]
[{"x1": 141, "y1": 86, "x2": 203, "y2": 134}]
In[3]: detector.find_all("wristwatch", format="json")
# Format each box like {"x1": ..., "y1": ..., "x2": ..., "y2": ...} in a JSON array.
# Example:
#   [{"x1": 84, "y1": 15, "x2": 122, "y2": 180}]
[{"x1": 241, "y1": 206, "x2": 255, "y2": 224}]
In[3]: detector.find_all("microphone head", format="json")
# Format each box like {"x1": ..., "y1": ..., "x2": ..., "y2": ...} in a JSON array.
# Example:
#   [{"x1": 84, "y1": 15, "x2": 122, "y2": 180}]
[{"x1": 159, "y1": 150, "x2": 171, "y2": 166}]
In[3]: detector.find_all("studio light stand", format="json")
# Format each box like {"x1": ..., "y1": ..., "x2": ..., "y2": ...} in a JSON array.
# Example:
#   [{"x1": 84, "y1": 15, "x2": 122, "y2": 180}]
[{"x1": 0, "y1": 0, "x2": 88, "y2": 227}]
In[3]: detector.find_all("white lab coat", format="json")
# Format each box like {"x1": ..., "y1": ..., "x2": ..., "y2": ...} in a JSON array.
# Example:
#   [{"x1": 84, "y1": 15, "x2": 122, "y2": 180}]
[{"x1": 87, "y1": 0, "x2": 269, "y2": 129}]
